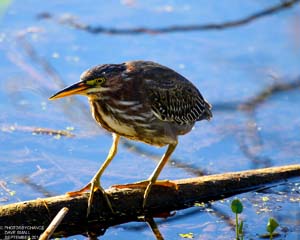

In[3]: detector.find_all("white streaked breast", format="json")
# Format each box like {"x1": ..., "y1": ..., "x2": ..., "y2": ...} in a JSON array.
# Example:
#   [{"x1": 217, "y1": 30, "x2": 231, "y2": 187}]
[
  {"x1": 113, "y1": 100, "x2": 140, "y2": 106},
  {"x1": 100, "y1": 110, "x2": 137, "y2": 136}
]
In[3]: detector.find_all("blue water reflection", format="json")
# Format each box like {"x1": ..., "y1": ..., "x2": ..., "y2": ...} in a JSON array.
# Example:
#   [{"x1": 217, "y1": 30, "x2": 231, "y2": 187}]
[{"x1": 1, "y1": 1, "x2": 300, "y2": 239}]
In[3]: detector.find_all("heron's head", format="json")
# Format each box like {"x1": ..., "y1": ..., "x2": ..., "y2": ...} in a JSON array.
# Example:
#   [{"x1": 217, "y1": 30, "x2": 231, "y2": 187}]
[{"x1": 49, "y1": 63, "x2": 126, "y2": 100}]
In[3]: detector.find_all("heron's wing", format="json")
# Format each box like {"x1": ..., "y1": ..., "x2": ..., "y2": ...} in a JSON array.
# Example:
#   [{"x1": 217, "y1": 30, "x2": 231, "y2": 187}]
[{"x1": 144, "y1": 71, "x2": 212, "y2": 124}]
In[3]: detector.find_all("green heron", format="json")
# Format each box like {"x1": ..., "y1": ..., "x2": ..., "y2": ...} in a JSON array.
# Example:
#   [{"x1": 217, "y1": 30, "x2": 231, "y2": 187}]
[{"x1": 49, "y1": 60, "x2": 212, "y2": 215}]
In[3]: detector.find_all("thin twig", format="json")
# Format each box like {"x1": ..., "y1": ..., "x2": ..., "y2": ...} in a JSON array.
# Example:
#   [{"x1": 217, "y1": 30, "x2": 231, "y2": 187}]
[
  {"x1": 236, "y1": 112, "x2": 273, "y2": 168},
  {"x1": 240, "y1": 76, "x2": 300, "y2": 111},
  {"x1": 213, "y1": 76, "x2": 300, "y2": 112},
  {"x1": 38, "y1": 0, "x2": 300, "y2": 35},
  {"x1": 21, "y1": 177, "x2": 54, "y2": 198},
  {"x1": 212, "y1": 76, "x2": 300, "y2": 167},
  {"x1": 39, "y1": 207, "x2": 69, "y2": 240},
  {"x1": 1, "y1": 124, "x2": 75, "y2": 138}
]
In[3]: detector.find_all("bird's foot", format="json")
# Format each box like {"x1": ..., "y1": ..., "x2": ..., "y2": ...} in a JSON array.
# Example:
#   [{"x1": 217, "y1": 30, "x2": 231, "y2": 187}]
[
  {"x1": 66, "y1": 183, "x2": 91, "y2": 197},
  {"x1": 112, "y1": 180, "x2": 177, "y2": 189},
  {"x1": 113, "y1": 180, "x2": 178, "y2": 209},
  {"x1": 67, "y1": 180, "x2": 114, "y2": 216}
]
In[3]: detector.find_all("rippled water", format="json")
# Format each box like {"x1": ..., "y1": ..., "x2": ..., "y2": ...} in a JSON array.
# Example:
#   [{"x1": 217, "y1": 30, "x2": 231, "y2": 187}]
[{"x1": 1, "y1": 1, "x2": 300, "y2": 239}]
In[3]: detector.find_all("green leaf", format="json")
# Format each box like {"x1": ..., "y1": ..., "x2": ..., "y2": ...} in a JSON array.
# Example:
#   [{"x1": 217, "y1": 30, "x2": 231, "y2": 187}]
[
  {"x1": 231, "y1": 199, "x2": 243, "y2": 214},
  {"x1": 267, "y1": 218, "x2": 279, "y2": 234}
]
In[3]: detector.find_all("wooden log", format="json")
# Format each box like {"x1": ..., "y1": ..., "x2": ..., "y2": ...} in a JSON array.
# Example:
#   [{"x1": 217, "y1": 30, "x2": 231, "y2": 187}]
[{"x1": 0, "y1": 164, "x2": 299, "y2": 238}]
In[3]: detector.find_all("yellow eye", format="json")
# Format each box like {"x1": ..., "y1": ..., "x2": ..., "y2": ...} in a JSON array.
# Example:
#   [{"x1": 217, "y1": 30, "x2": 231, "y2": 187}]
[
  {"x1": 86, "y1": 77, "x2": 105, "y2": 85},
  {"x1": 95, "y1": 77, "x2": 105, "y2": 84}
]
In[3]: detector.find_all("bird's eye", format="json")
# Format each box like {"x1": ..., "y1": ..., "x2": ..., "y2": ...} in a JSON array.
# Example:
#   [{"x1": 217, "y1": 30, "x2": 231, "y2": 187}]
[
  {"x1": 95, "y1": 77, "x2": 106, "y2": 84},
  {"x1": 86, "y1": 77, "x2": 105, "y2": 86}
]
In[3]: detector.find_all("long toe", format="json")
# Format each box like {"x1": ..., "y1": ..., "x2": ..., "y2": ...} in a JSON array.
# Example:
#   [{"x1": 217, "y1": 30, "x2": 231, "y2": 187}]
[
  {"x1": 113, "y1": 180, "x2": 178, "y2": 190},
  {"x1": 87, "y1": 181, "x2": 115, "y2": 216},
  {"x1": 66, "y1": 183, "x2": 92, "y2": 197},
  {"x1": 112, "y1": 180, "x2": 150, "y2": 189}
]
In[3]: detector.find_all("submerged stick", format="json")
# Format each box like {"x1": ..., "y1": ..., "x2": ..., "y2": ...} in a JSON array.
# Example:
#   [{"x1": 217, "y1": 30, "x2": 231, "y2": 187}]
[
  {"x1": 0, "y1": 164, "x2": 299, "y2": 238},
  {"x1": 39, "y1": 0, "x2": 300, "y2": 35}
]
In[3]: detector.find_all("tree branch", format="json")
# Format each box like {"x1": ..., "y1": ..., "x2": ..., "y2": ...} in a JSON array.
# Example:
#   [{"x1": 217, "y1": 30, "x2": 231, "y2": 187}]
[{"x1": 0, "y1": 164, "x2": 299, "y2": 238}]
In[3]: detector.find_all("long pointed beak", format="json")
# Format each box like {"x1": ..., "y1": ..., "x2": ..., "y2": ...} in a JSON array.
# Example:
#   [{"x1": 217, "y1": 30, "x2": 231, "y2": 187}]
[{"x1": 49, "y1": 81, "x2": 89, "y2": 100}]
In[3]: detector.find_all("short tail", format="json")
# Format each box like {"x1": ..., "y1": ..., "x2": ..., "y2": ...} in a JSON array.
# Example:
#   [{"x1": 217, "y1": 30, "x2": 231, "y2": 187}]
[{"x1": 199, "y1": 100, "x2": 212, "y2": 121}]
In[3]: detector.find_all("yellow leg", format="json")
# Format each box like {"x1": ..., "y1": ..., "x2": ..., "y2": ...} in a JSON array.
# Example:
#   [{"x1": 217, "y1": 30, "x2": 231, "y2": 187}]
[
  {"x1": 67, "y1": 133, "x2": 120, "y2": 216},
  {"x1": 113, "y1": 142, "x2": 178, "y2": 206},
  {"x1": 143, "y1": 141, "x2": 178, "y2": 208}
]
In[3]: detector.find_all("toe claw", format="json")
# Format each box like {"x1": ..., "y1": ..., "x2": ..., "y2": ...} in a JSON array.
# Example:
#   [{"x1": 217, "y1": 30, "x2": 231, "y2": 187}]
[{"x1": 66, "y1": 181, "x2": 115, "y2": 217}]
